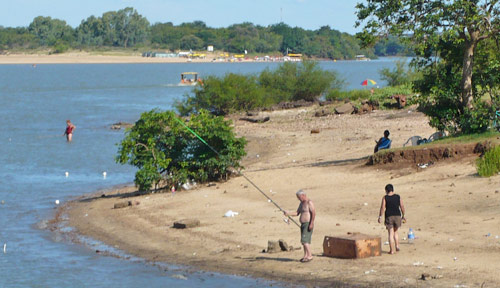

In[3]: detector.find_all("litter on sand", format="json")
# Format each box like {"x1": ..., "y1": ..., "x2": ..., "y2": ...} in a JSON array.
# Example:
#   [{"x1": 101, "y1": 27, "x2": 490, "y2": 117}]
[{"x1": 224, "y1": 210, "x2": 239, "y2": 217}]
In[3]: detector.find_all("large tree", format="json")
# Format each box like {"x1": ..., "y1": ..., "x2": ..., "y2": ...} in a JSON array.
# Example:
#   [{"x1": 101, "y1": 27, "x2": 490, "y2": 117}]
[
  {"x1": 356, "y1": 0, "x2": 500, "y2": 109},
  {"x1": 28, "y1": 16, "x2": 74, "y2": 46}
]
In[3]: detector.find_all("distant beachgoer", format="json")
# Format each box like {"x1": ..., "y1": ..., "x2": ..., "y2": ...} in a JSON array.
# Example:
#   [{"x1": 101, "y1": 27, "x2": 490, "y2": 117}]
[
  {"x1": 284, "y1": 189, "x2": 316, "y2": 262},
  {"x1": 63, "y1": 120, "x2": 76, "y2": 142},
  {"x1": 378, "y1": 184, "x2": 406, "y2": 254},
  {"x1": 374, "y1": 130, "x2": 391, "y2": 153}
]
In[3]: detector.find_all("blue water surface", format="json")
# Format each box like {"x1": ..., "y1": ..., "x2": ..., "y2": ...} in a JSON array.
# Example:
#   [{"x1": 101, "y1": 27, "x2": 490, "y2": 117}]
[{"x1": 0, "y1": 60, "x2": 403, "y2": 287}]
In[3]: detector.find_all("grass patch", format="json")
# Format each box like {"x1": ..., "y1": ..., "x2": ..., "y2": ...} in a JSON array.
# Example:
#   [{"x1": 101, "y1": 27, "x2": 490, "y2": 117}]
[
  {"x1": 431, "y1": 130, "x2": 499, "y2": 144},
  {"x1": 477, "y1": 145, "x2": 500, "y2": 177}
]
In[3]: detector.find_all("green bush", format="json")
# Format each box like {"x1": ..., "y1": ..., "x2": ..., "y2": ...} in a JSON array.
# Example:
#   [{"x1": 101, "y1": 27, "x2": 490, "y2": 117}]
[
  {"x1": 176, "y1": 74, "x2": 270, "y2": 116},
  {"x1": 458, "y1": 101, "x2": 492, "y2": 134},
  {"x1": 177, "y1": 61, "x2": 343, "y2": 116},
  {"x1": 117, "y1": 109, "x2": 246, "y2": 191},
  {"x1": 51, "y1": 40, "x2": 70, "y2": 54},
  {"x1": 477, "y1": 146, "x2": 500, "y2": 177},
  {"x1": 325, "y1": 85, "x2": 414, "y2": 108},
  {"x1": 260, "y1": 61, "x2": 343, "y2": 102}
]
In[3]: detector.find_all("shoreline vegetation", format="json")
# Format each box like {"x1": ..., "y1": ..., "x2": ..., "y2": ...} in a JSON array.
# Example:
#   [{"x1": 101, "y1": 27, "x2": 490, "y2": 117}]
[
  {"x1": 54, "y1": 105, "x2": 500, "y2": 287},
  {"x1": 0, "y1": 51, "x2": 405, "y2": 64},
  {"x1": 0, "y1": 7, "x2": 411, "y2": 61}
]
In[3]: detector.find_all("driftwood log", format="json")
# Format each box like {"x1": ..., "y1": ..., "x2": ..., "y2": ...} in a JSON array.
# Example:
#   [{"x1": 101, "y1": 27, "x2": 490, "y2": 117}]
[{"x1": 239, "y1": 116, "x2": 270, "y2": 123}]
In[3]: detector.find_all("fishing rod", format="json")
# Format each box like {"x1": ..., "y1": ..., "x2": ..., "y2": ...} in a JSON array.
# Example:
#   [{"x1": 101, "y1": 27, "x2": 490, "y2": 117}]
[{"x1": 173, "y1": 116, "x2": 300, "y2": 228}]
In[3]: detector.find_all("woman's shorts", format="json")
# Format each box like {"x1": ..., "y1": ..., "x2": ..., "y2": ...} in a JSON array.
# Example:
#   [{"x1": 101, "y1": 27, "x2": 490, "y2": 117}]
[{"x1": 385, "y1": 216, "x2": 402, "y2": 229}]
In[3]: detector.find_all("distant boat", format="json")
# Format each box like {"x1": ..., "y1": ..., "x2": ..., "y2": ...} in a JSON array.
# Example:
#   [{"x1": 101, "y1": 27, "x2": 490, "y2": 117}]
[
  {"x1": 179, "y1": 72, "x2": 202, "y2": 86},
  {"x1": 356, "y1": 55, "x2": 371, "y2": 61}
]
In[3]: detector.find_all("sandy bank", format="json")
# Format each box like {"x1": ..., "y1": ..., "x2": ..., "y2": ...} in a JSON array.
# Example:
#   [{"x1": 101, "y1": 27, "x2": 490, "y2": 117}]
[
  {"x1": 0, "y1": 52, "x2": 253, "y2": 64},
  {"x1": 59, "y1": 106, "x2": 500, "y2": 287}
]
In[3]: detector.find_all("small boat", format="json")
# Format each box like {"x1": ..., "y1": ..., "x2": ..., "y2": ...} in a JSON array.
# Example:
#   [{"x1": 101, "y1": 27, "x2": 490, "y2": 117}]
[
  {"x1": 355, "y1": 55, "x2": 371, "y2": 61},
  {"x1": 179, "y1": 72, "x2": 202, "y2": 86}
]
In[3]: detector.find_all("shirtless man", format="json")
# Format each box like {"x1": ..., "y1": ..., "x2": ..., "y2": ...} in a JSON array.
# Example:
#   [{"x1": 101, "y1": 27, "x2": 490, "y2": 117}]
[{"x1": 284, "y1": 189, "x2": 316, "y2": 262}]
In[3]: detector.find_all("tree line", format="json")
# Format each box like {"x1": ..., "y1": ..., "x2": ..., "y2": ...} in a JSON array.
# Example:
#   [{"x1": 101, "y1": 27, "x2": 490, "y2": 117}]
[{"x1": 0, "y1": 7, "x2": 408, "y2": 58}]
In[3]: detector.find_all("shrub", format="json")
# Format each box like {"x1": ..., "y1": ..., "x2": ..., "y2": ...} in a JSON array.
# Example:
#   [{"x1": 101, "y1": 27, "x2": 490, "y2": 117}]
[
  {"x1": 325, "y1": 85, "x2": 414, "y2": 108},
  {"x1": 477, "y1": 145, "x2": 500, "y2": 177},
  {"x1": 259, "y1": 60, "x2": 343, "y2": 102},
  {"x1": 177, "y1": 61, "x2": 343, "y2": 116},
  {"x1": 51, "y1": 40, "x2": 69, "y2": 54},
  {"x1": 117, "y1": 109, "x2": 246, "y2": 191},
  {"x1": 176, "y1": 74, "x2": 269, "y2": 116}
]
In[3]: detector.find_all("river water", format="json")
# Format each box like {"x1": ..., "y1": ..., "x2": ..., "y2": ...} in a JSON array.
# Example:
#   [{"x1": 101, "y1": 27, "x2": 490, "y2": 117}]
[{"x1": 0, "y1": 58, "x2": 403, "y2": 287}]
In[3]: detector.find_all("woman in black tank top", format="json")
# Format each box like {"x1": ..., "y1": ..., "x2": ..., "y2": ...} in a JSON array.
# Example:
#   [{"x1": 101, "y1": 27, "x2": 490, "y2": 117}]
[{"x1": 378, "y1": 184, "x2": 406, "y2": 254}]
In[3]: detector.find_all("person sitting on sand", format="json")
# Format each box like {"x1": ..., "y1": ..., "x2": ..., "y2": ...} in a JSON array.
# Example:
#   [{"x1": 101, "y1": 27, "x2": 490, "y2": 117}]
[
  {"x1": 374, "y1": 130, "x2": 391, "y2": 153},
  {"x1": 284, "y1": 189, "x2": 316, "y2": 263},
  {"x1": 378, "y1": 184, "x2": 406, "y2": 254},
  {"x1": 63, "y1": 120, "x2": 76, "y2": 142}
]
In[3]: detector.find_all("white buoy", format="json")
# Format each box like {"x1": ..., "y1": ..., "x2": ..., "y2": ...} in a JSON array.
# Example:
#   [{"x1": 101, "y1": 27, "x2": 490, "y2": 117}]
[
  {"x1": 55, "y1": 200, "x2": 60, "y2": 205},
  {"x1": 65, "y1": 171, "x2": 69, "y2": 178},
  {"x1": 102, "y1": 171, "x2": 107, "y2": 179},
  {"x1": 3, "y1": 243, "x2": 5, "y2": 253}
]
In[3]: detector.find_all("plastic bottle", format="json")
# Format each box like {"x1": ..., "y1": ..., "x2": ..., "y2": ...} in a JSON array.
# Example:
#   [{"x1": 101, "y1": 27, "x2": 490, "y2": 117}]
[{"x1": 408, "y1": 228, "x2": 415, "y2": 244}]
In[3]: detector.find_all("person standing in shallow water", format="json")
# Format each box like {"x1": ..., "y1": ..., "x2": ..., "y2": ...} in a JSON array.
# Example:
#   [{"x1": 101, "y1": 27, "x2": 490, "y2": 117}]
[
  {"x1": 378, "y1": 184, "x2": 406, "y2": 254},
  {"x1": 63, "y1": 120, "x2": 76, "y2": 142},
  {"x1": 284, "y1": 189, "x2": 316, "y2": 262}
]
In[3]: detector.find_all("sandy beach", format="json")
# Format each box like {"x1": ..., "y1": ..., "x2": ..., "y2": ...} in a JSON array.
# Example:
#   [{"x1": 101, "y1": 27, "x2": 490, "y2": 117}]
[
  {"x1": 56, "y1": 106, "x2": 500, "y2": 287},
  {"x1": 0, "y1": 52, "x2": 252, "y2": 64}
]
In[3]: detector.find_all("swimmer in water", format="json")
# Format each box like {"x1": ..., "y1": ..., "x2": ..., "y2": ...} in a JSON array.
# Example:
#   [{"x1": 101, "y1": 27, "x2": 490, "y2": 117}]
[{"x1": 63, "y1": 120, "x2": 76, "y2": 142}]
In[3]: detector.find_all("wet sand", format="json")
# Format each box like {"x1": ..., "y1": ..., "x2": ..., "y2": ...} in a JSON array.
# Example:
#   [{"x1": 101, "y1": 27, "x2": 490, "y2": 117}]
[{"x1": 60, "y1": 106, "x2": 500, "y2": 287}]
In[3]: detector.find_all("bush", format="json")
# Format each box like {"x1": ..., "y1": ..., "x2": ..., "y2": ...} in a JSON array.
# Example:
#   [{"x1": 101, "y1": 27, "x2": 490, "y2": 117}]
[
  {"x1": 176, "y1": 74, "x2": 269, "y2": 116},
  {"x1": 477, "y1": 146, "x2": 500, "y2": 177},
  {"x1": 260, "y1": 61, "x2": 343, "y2": 102},
  {"x1": 325, "y1": 85, "x2": 414, "y2": 108},
  {"x1": 458, "y1": 101, "x2": 492, "y2": 134},
  {"x1": 177, "y1": 61, "x2": 343, "y2": 116},
  {"x1": 379, "y1": 60, "x2": 420, "y2": 86},
  {"x1": 51, "y1": 40, "x2": 69, "y2": 54},
  {"x1": 117, "y1": 109, "x2": 246, "y2": 191}
]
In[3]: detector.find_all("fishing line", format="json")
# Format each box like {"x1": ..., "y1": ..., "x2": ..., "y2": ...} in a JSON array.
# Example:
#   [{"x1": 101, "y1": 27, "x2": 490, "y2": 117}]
[{"x1": 173, "y1": 116, "x2": 300, "y2": 228}]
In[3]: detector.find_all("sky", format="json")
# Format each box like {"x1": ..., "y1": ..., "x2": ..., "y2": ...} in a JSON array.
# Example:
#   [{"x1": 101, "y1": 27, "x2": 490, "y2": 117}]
[{"x1": 1, "y1": 0, "x2": 364, "y2": 34}]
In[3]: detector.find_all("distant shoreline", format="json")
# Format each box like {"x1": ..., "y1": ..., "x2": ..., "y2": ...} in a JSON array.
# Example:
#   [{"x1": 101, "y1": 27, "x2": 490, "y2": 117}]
[
  {"x1": 0, "y1": 53, "x2": 233, "y2": 64},
  {"x1": 0, "y1": 52, "x2": 384, "y2": 64}
]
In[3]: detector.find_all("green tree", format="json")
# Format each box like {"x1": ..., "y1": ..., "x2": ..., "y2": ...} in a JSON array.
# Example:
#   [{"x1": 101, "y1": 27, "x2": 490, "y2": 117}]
[
  {"x1": 379, "y1": 60, "x2": 411, "y2": 86},
  {"x1": 356, "y1": 0, "x2": 500, "y2": 110},
  {"x1": 76, "y1": 16, "x2": 105, "y2": 46},
  {"x1": 0, "y1": 27, "x2": 37, "y2": 49},
  {"x1": 28, "y1": 16, "x2": 74, "y2": 46},
  {"x1": 117, "y1": 109, "x2": 246, "y2": 192},
  {"x1": 180, "y1": 34, "x2": 204, "y2": 50},
  {"x1": 96, "y1": 7, "x2": 149, "y2": 47}
]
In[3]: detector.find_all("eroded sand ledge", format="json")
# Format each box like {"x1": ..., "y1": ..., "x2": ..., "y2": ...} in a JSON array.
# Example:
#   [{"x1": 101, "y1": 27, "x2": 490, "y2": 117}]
[{"x1": 58, "y1": 106, "x2": 500, "y2": 287}]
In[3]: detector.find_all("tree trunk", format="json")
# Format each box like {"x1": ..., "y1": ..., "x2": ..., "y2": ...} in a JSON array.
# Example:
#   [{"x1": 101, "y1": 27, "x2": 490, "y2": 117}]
[{"x1": 460, "y1": 32, "x2": 478, "y2": 110}]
